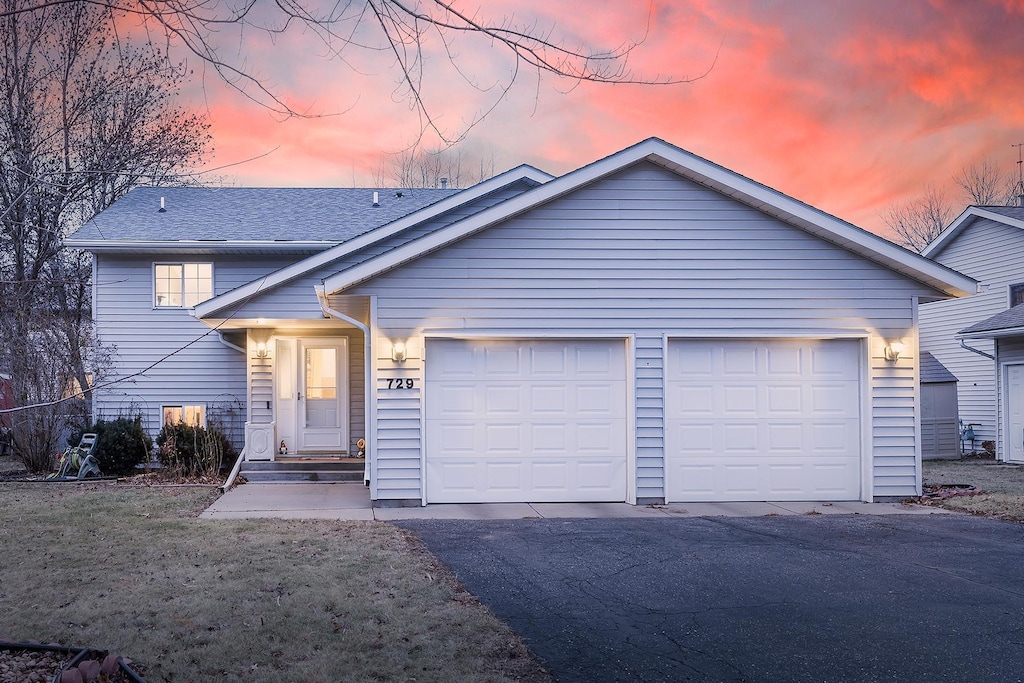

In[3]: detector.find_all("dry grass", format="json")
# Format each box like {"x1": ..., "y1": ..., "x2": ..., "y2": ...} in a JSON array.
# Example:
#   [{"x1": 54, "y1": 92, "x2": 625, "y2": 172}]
[
  {"x1": 0, "y1": 481, "x2": 552, "y2": 683},
  {"x1": 921, "y1": 458, "x2": 1024, "y2": 522}
]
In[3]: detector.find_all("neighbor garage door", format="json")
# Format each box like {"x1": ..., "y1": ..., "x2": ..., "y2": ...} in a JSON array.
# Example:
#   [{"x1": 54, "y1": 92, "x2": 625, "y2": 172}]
[
  {"x1": 425, "y1": 338, "x2": 628, "y2": 503},
  {"x1": 666, "y1": 339, "x2": 862, "y2": 502}
]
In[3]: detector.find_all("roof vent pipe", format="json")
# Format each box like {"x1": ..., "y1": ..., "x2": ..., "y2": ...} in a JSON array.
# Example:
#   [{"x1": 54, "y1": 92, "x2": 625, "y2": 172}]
[
  {"x1": 440, "y1": 177, "x2": 448, "y2": 189},
  {"x1": 159, "y1": 197, "x2": 166, "y2": 213},
  {"x1": 372, "y1": 191, "x2": 379, "y2": 207}
]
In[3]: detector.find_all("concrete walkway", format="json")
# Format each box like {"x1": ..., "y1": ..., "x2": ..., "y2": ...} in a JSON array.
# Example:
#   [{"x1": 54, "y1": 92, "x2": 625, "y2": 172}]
[{"x1": 200, "y1": 482, "x2": 952, "y2": 520}]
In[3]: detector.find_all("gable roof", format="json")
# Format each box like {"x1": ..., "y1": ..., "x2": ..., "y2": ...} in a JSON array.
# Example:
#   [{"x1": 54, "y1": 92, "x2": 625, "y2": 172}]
[
  {"x1": 192, "y1": 165, "x2": 554, "y2": 318},
  {"x1": 920, "y1": 351, "x2": 958, "y2": 383},
  {"x1": 67, "y1": 186, "x2": 462, "y2": 253},
  {"x1": 958, "y1": 302, "x2": 1024, "y2": 339},
  {"x1": 321, "y1": 137, "x2": 977, "y2": 298},
  {"x1": 922, "y1": 205, "x2": 1024, "y2": 259}
]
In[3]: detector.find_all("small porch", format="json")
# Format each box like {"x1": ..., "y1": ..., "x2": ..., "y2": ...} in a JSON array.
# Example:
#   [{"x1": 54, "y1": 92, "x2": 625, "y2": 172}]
[{"x1": 201, "y1": 293, "x2": 372, "y2": 468}]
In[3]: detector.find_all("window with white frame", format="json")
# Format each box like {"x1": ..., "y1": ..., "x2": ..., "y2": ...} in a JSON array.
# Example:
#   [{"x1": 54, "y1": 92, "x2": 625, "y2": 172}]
[
  {"x1": 163, "y1": 405, "x2": 206, "y2": 427},
  {"x1": 154, "y1": 263, "x2": 213, "y2": 308},
  {"x1": 1010, "y1": 282, "x2": 1024, "y2": 308}
]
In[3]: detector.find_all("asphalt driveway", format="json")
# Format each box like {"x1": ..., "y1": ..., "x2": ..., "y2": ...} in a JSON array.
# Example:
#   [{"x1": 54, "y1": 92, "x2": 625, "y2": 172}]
[{"x1": 397, "y1": 514, "x2": 1024, "y2": 682}]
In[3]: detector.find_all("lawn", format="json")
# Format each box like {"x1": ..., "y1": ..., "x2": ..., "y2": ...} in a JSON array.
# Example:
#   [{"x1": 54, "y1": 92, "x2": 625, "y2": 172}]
[
  {"x1": 0, "y1": 480, "x2": 551, "y2": 683},
  {"x1": 921, "y1": 457, "x2": 1024, "y2": 521}
]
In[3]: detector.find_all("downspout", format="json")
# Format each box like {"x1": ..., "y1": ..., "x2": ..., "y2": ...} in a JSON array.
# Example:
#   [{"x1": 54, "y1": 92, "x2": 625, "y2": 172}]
[
  {"x1": 216, "y1": 333, "x2": 246, "y2": 354},
  {"x1": 958, "y1": 338, "x2": 995, "y2": 360},
  {"x1": 316, "y1": 286, "x2": 371, "y2": 487}
]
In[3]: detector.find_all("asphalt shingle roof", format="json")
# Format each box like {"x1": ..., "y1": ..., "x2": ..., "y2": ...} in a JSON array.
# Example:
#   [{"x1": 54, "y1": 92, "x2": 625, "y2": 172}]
[
  {"x1": 69, "y1": 186, "x2": 460, "y2": 243},
  {"x1": 920, "y1": 351, "x2": 958, "y2": 383},
  {"x1": 958, "y1": 303, "x2": 1024, "y2": 336},
  {"x1": 974, "y1": 205, "x2": 1024, "y2": 221}
]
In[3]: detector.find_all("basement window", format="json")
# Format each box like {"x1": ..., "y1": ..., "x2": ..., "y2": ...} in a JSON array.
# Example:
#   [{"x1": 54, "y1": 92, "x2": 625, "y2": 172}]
[
  {"x1": 163, "y1": 405, "x2": 206, "y2": 427},
  {"x1": 154, "y1": 263, "x2": 213, "y2": 308}
]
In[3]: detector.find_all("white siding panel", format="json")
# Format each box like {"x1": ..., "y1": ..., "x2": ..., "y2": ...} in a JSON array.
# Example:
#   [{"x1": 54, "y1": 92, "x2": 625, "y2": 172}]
[
  {"x1": 93, "y1": 256, "x2": 249, "y2": 444},
  {"x1": 920, "y1": 217, "x2": 1024, "y2": 454},
  {"x1": 355, "y1": 162, "x2": 942, "y2": 501}
]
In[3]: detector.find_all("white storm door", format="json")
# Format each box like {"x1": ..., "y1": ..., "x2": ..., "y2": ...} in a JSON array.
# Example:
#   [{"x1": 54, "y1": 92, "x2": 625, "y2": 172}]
[
  {"x1": 298, "y1": 339, "x2": 348, "y2": 452},
  {"x1": 425, "y1": 338, "x2": 628, "y2": 504},
  {"x1": 666, "y1": 338, "x2": 862, "y2": 502},
  {"x1": 1006, "y1": 364, "x2": 1024, "y2": 463}
]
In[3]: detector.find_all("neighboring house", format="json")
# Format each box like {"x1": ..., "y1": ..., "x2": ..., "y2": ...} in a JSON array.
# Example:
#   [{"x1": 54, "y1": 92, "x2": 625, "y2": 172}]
[
  {"x1": 0, "y1": 372, "x2": 11, "y2": 431},
  {"x1": 67, "y1": 138, "x2": 975, "y2": 506},
  {"x1": 919, "y1": 206, "x2": 1024, "y2": 458},
  {"x1": 956, "y1": 304, "x2": 1024, "y2": 463}
]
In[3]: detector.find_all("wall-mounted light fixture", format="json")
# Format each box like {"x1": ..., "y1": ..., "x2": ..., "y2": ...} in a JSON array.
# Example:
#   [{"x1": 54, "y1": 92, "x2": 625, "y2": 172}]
[
  {"x1": 392, "y1": 341, "x2": 407, "y2": 362},
  {"x1": 883, "y1": 340, "x2": 905, "y2": 362},
  {"x1": 256, "y1": 341, "x2": 270, "y2": 359}
]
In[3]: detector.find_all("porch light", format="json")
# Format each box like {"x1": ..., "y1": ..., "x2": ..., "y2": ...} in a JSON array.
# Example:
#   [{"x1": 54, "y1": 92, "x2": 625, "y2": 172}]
[
  {"x1": 392, "y1": 342, "x2": 407, "y2": 362},
  {"x1": 256, "y1": 341, "x2": 270, "y2": 359},
  {"x1": 883, "y1": 340, "x2": 904, "y2": 362}
]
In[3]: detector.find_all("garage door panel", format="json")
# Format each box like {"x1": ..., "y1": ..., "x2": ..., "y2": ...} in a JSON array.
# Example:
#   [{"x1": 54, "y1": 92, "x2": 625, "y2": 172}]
[
  {"x1": 426, "y1": 339, "x2": 628, "y2": 503},
  {"x1": 667, "y1": 339, "x2": 861, "y2": 502}
]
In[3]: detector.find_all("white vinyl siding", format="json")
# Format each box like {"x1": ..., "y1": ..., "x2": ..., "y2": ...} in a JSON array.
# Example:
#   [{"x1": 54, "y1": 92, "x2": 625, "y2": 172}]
[
  {"x1": 920, "y1": 217, "x2": 1024, "y2": 454},
  {"x1": 93, "y1": 252, "x2": 372, "y2": 452},
  {"x1": 351, "y1": 162, "x2": 942, "y2": 502},
  {"x1": 93, "y1": 255, "x2": 250, "y2": 445}
]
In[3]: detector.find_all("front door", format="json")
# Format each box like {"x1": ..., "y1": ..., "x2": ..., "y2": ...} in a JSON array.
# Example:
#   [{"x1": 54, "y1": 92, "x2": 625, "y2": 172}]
[
  {"x1": 276, "y1": 337, "x2": 349, "y2": 454},
  {"x1": 1007, "y1": 364, "x2": 1024, "y2": 463}
]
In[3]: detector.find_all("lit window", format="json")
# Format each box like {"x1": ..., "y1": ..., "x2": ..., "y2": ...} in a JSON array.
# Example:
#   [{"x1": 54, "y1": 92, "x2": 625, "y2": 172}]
[
  {"x1": 163, "y1": 405, "x2": 205, "y2": 427},
  {"x1": 155, "y1": 263, "x2": 213, "y2": 308}
]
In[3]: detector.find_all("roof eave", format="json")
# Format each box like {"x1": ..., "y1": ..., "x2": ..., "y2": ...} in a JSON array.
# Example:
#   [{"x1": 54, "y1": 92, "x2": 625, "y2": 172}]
[
  {"x1": 65, "y1": 239, "x2": 336, "y2": 254},
  {"x1": 324, "y1": 138, "x2": 978, "y2": 298},
  {"x1": 922, "y1": 206, "x2": 1024, "y2": 259},
  {"x1": 957, "y1": 325, "x2": 1024, "y2": 340}
]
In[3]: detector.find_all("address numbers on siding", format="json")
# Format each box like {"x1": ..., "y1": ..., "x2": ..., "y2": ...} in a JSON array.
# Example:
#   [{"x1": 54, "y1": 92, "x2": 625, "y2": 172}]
[{"x1": 383, "y1": 378, "x2": 416, "y2": 390}]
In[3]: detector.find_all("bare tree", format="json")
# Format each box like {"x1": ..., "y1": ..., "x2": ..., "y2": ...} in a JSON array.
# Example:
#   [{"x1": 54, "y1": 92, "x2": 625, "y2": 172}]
[
  {"x1": 882, "y1": 185, "x2": 954, "y2": 253},
  {"x1": 1, "y1": 1, "x2": 701, "y2": 144},
  {"x1": 0, "y1": 0, "x2": 210, "y2": 470},
  {"x1": 373, "y1": 145, "x2": 495, "y2": 188},
  {"x1": 953, "y1": 158, "x2": 1015, "y2": 206}
]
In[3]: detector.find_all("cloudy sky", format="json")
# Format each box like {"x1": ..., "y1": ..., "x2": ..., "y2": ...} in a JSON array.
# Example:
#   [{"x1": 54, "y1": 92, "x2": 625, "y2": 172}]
[{"x1": 185, "y1": 0, "x2": 1024, "y2": 237}]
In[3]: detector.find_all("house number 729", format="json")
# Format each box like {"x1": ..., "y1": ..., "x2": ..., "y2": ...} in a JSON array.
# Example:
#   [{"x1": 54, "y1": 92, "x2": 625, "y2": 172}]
[{"x1": 385, "y1": 378, "x2": 415, "y2": 389}]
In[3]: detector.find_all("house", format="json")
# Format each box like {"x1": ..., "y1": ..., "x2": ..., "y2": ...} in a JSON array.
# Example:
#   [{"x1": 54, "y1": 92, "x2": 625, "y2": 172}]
[
  {"x1": 67, "y1": 138, "x2": 975, "y2": 505},
  {"x1": 919, "y1": 206, "x2": 1024, "y2": 458},
  {"x1": 955, "y1": 304, "x2": 1024, "y2": 462}
]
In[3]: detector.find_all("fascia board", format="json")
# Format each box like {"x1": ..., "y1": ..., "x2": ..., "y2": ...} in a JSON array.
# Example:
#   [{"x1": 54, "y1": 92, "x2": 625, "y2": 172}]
[
  {"x1": 923, "y1": 207, "x2": 1024, "y2": 259},
  {"x1": 324, "y1": 138, "x2": 977, "y2": 298},
  {"x1": 193, "y1": 165, "x2": 554, "y2": 319},
  {"x1": 957, "y1": 325, "x2": 1024, "y2": 340},
  {"x1": 63, "y1": 239, "x2": 334, "y2": 253}
]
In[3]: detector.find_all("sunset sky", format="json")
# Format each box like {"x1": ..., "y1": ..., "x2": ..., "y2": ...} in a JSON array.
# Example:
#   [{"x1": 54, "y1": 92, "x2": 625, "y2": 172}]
[{"x1": 182, "y1": 0, "x2": 1024, "y2": 238}]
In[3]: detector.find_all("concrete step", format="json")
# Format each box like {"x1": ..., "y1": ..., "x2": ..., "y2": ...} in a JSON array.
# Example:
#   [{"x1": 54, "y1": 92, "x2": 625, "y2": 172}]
[
  {"x1": 240, "y1": 458, "x2": 366, "y2": 483},
  {"x1": 241, "y1": 469, "x2": 364, "y2": 483},
  {"x1": 243, "y1": 459, "x2": 364, "y2": 472}
]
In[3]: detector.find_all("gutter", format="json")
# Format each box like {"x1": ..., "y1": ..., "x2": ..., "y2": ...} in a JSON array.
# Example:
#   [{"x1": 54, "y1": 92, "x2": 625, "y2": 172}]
[
  {"x1": 315, "y1": 286, "x2": 372, "y2": 487},
  {"x1": 958, "y1": 338, "x2": 996, "y2": 360}
]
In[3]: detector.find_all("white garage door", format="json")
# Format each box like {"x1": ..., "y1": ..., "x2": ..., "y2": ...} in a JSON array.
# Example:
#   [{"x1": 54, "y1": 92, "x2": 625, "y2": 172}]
[
  {"x1": 666, "y1": 339, "x2": 862, "y2": 502},
  {"x1": 425, "y1": 338, "x2": 628, "y2": 503}
]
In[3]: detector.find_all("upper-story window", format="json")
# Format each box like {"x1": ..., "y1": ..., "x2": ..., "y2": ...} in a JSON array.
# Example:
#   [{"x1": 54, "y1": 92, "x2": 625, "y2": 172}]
[
  {"x1": 1010, "y1": 282, "x2": 1024, "y2": 308},
  {"x1": 154, "y1": 263, "x2": 213, "y2": 308}
]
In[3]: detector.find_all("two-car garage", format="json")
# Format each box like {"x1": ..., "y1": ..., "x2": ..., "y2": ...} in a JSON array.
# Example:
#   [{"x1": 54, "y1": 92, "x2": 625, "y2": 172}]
[{"x1": 422, "y1": 337, "x2": 864, "y2": 505}]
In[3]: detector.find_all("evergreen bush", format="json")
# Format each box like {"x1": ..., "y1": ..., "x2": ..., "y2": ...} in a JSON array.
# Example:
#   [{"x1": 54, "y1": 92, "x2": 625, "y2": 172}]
[{"x1": 73, "y1": 416, "x2": 152, "y2": 476}]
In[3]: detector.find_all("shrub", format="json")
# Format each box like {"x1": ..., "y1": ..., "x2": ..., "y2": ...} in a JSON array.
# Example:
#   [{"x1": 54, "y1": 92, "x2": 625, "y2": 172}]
[
  {"x1": 73, "y1": 416, "x2": 152, "y2": 476},
  {"x1": 156, "y1": 422, "x2": 236, "y2": 476}
]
